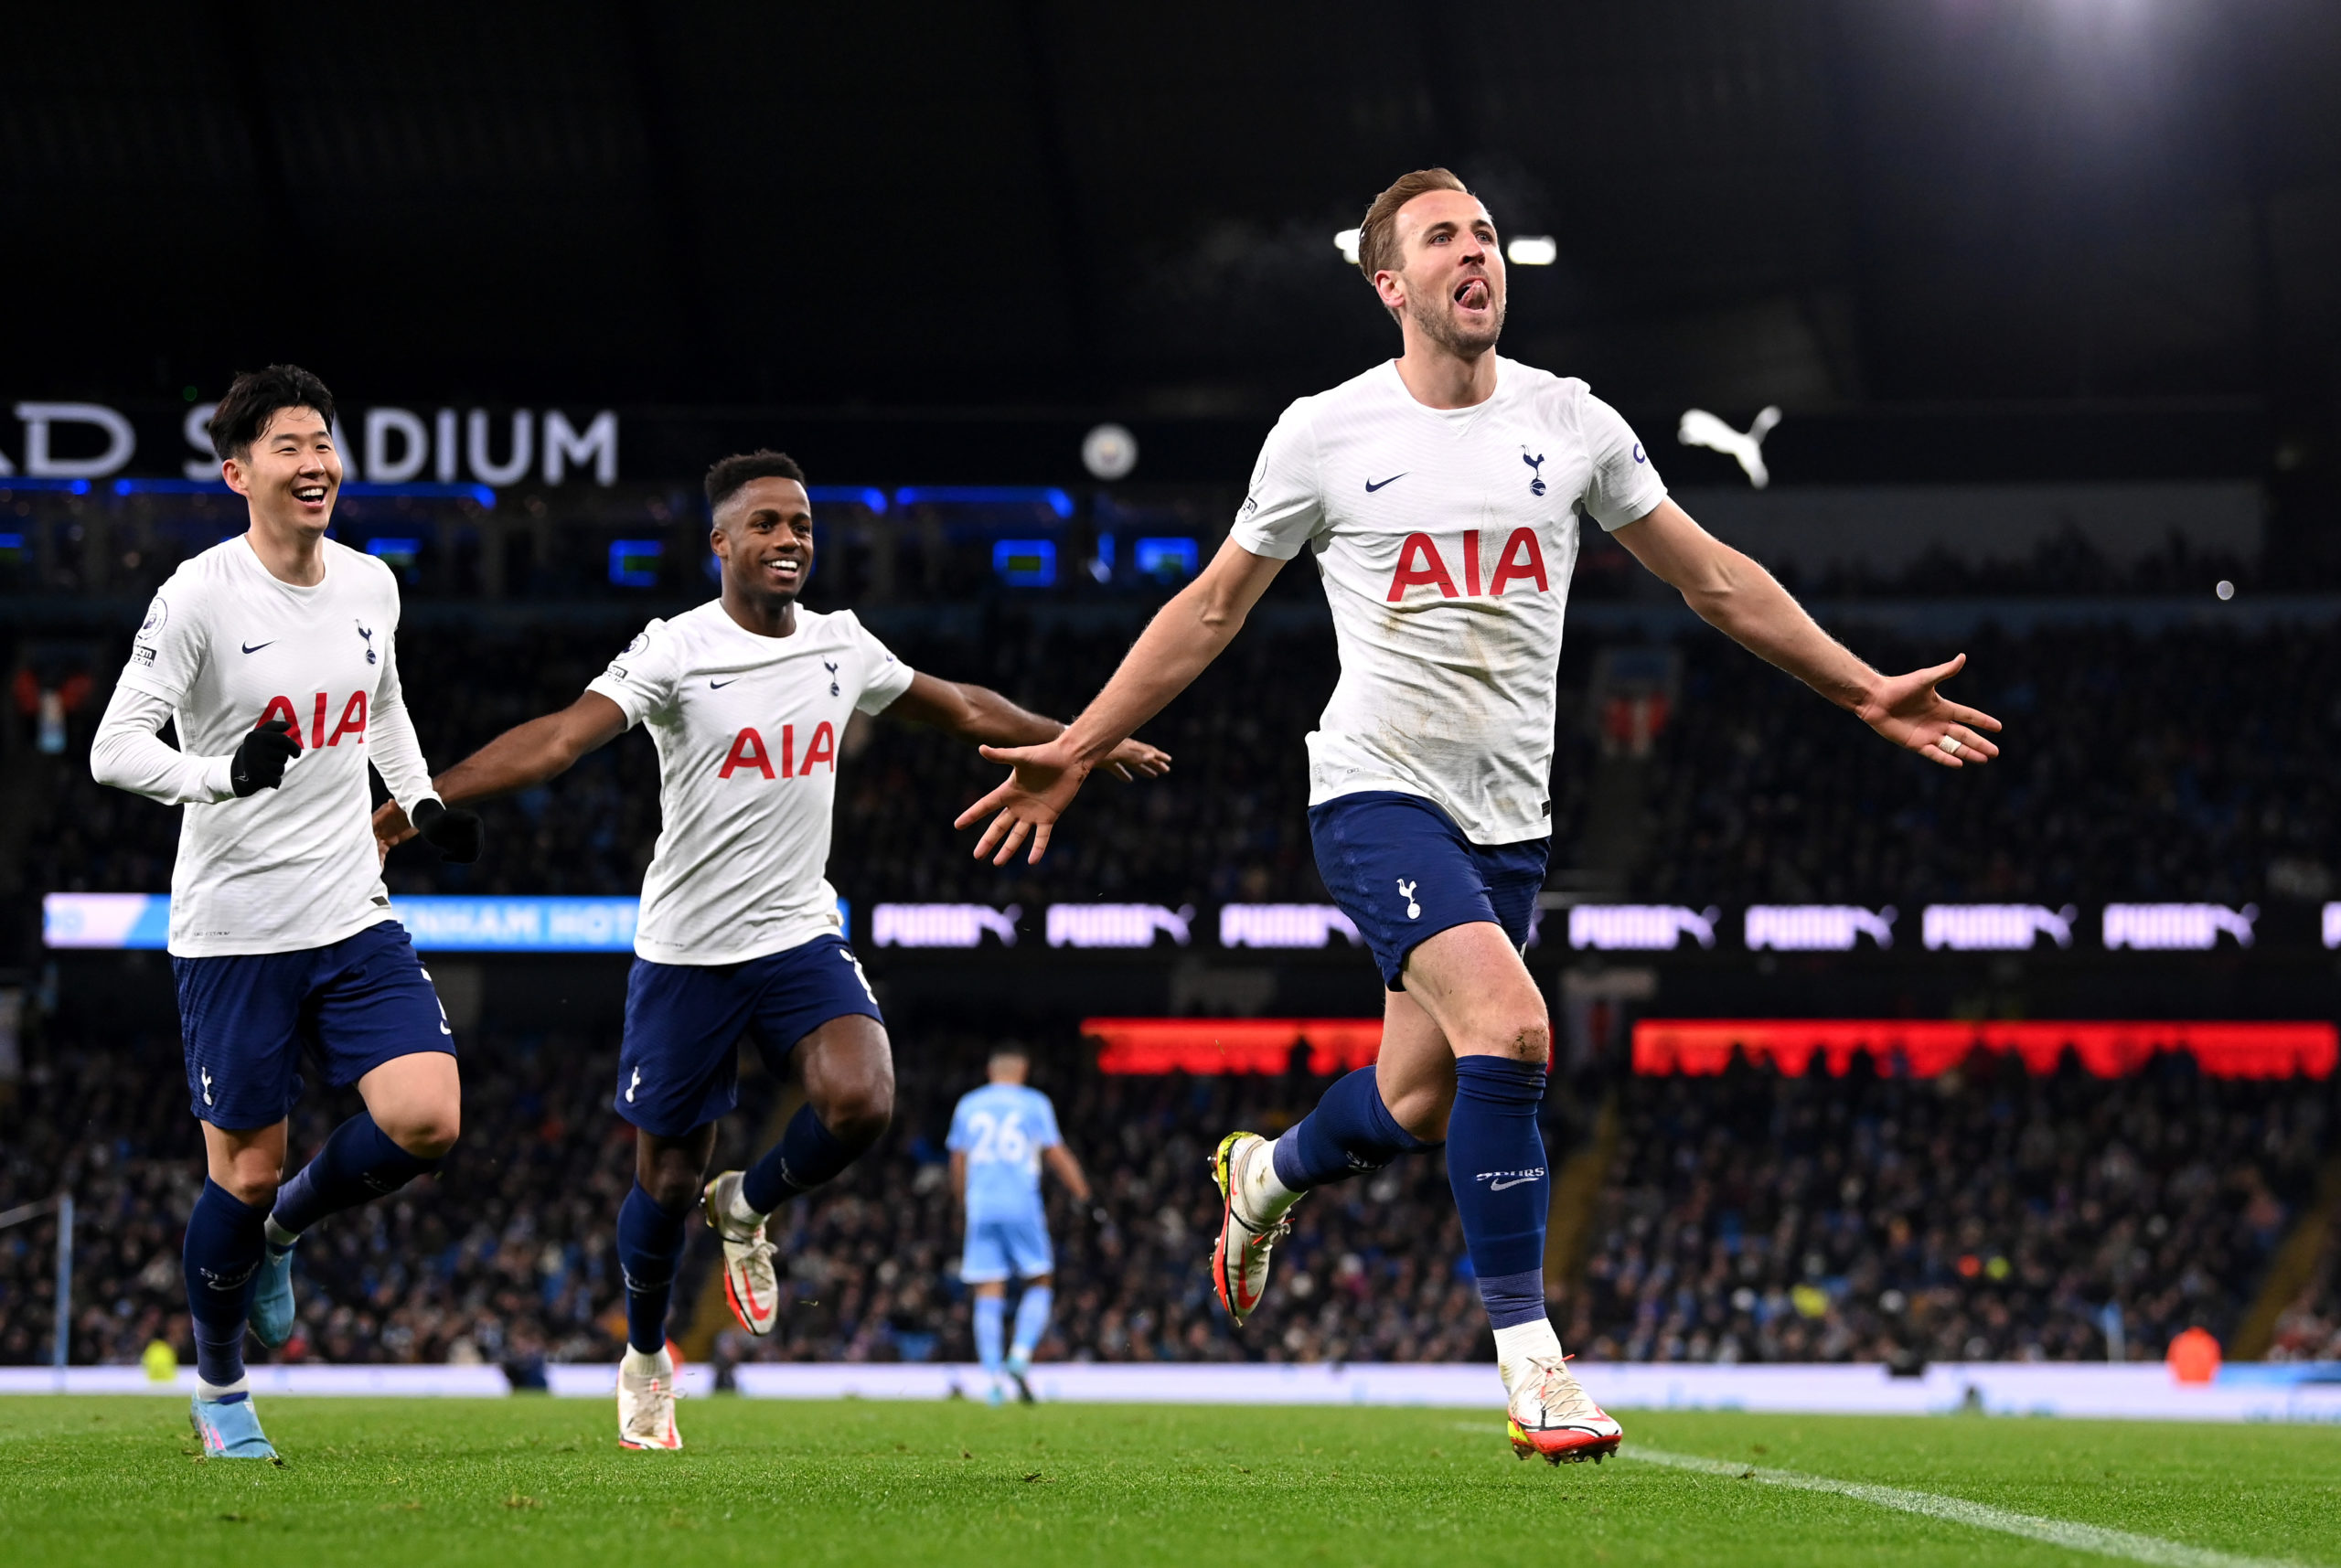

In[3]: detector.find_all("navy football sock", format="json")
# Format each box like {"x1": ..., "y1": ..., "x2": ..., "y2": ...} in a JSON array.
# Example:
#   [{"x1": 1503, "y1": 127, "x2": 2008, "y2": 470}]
[
  {"x1": 1269, "y1": 1066, "x2": 1434, "y2": 1191},
  {"x1": 740, "y1": 1104, "x2": 857, "y2": 1214},
  {"x1": 617, "y1": 1181, "x2": 689, "y2": 1355},
  {"x1": 1447, "y1": 1056, "x2": 1552, "y2": 1328},
  {"x1": 185, "y1": 1179, "x2": 266, "y2": 1389},
  {"x1": 271, "y1": 1110, "x2": 440, "y2": 1238}
]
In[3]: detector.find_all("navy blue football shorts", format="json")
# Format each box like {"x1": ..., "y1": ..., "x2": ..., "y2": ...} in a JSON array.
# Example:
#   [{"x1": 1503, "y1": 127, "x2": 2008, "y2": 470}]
[
  {"x1": 615, "y1": 933, "x2": 885, "y2": 1137},
  {"x1": 1308, "y1": 790, "x2": 1550, "y2": 990},
  {"x1": 171, "y1": 919, "x2": 456, "y2": 1131}
]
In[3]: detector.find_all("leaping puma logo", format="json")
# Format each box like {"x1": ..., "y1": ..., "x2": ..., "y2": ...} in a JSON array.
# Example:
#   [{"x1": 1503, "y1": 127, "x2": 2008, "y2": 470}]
[{"x1": 1677, "y1": 405, "x2": 1783, "y2": 489}]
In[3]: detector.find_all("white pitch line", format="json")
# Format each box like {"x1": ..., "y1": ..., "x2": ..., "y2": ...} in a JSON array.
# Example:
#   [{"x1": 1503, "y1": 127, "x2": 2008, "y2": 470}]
[{"x1": 1625, "y1": 1445, "x2": 2304, "y2": 1568}]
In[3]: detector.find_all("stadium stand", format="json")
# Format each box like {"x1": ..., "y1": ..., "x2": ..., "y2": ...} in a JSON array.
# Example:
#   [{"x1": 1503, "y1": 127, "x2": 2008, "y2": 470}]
[{"x1": 1571, "y1": 1054, "x2": 2331, "y2": 1364}]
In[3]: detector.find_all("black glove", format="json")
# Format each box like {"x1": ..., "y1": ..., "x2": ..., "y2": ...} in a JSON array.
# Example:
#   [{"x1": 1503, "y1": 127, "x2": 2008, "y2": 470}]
[
  {"x1": 410, "y1": 797, "x2": 484, "y2": 863},
  {"x1": 230, "y1": 717, "x2": 302, "y2": 796}
]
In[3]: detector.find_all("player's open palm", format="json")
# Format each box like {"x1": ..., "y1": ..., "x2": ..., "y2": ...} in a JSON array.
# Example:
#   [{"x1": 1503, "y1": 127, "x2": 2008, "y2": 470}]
[
  {"x1": 957, "y1": 737, "x2": 1091, "y2": 864},
  {"x1": 1859, "y1": 652, "x2": 2003, "y2": 768}
]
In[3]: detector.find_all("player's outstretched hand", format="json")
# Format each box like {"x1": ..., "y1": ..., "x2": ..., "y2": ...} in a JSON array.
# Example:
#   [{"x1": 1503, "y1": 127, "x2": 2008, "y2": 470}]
[
  {"x1": 956, "y1": 735, "x2": 1092, "y2": 865},
  {"x1": 1858, "y1": 653, "x2": 2003, "y2": 769},
  {"x1": 371, "y1": 800, "x2": 417, "y2": 867},
  {"x1": 410, "y1": 797, "x2": 485, "y2": 863},
  {"x1": 230, "y1": 717, "x2": 302, "y2": 796},
  {"x1": 1101, "y1": 737, "x2": 1170, "y2": 783}
]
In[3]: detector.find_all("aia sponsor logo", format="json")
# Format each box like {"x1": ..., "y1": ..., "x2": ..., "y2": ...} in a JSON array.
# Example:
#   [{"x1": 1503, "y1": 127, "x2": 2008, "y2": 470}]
[
  {"x1": 1385, "y1": 528, "x2": 1550, "y2": 603},
  {"x1": 253, "y1": 691, "x2": 368, "y2": 748},
  {"x1": 719, "y1": 720, "x2": 838, "y2": 779}
]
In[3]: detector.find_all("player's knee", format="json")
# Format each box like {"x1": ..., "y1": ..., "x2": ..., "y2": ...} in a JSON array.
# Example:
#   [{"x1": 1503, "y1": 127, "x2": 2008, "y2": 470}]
[
  {"x1": 815, "y1": 1069, "x2": 894, "y2": 1148},
  {"x1": 382, "y1": 1104, "x2": 460, "y2": 1160},
  {"x1": 223, "y1": 1174, "x2": 280, "y2": 1210},
  {"x1": 1467, "y1": 1012, "x2": 1549, "y2": 1065}
]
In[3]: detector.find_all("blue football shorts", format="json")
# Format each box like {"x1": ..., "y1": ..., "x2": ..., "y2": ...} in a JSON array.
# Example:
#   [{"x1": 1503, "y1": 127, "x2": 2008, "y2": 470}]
[
  {"x1": 171, "y1": 919, "x2": 455, "y2": 1131},
  {"x1": 615, "y1": 933, "x2": 884, "y2": 1137},
  {"x1": 1308, "y1": 790, "x2": 1549, "y2": 990},
  {"x1": 960, "y1": 1210, "x2": 1054, "y2": 1285}
]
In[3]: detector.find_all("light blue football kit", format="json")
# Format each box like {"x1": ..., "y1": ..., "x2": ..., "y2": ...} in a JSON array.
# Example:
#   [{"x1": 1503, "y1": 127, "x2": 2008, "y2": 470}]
[{"x1": 948, "y1": 1082, "x2": 1062, "y2": 1284}]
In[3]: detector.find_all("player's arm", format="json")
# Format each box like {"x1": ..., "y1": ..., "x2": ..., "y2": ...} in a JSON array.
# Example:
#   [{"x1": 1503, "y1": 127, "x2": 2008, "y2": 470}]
[
  {"x1": 1041, "y1": 1143, "x2": 1094, "y2": 1206},
  {"x1": 1612, "y1": 498, "x2": 2003, "y2": 768},
  {"x1": 369, "y1": 622, "x2": 484, "y2": 862},
  {"x1": 89, "y1": 683, "x2": 293, "y2": 804},
  {"x1": 955, "y1": 537, "x2": 1286, "y2": 863},
  {"x1": 882, "y1": 673, "x2": 1169, "y2": 783},
  {"x1": 371, "y1": 691, "x2": 628, "y2": 850},
  {"x1": 949, "y1": 1148, "x2": 967, "y2": 1207}
]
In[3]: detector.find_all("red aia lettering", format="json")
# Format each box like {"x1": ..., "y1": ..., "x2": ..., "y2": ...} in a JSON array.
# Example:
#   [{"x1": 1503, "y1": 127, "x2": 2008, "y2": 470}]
[
  {"x1": 1487, "y1": 527, "x2": 1549, "y2": 596},
  {"x1": 326, "y1": 691, "x2": 367, "y2": 746},
  {"x1": 256, "y1": 695, "x2": 305, "y2": 749},
  {"x1": 719, "y1": 727, "x2": 775, "y2": 779},
  {"x1": 802, "y1": 720, "x2": 837, "y2": 773},
  {"x1": 1385, "y1": 532, "x2": 1460, "y2": 602}
]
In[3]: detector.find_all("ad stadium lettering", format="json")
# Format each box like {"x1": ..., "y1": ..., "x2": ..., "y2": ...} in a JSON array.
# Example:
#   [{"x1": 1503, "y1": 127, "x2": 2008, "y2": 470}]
[{"x1": 0, "y1": 401, "x2": 618, "y2": 486}]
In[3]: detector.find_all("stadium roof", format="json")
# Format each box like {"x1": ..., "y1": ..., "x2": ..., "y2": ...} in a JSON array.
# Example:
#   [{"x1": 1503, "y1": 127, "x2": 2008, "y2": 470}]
[{"x1": 7, "y1": 1, "x2": 2340, "y2": 417}]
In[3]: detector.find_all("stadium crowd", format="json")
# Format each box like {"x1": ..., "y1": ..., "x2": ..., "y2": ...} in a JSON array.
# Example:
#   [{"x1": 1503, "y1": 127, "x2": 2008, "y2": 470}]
[
  {"x1": 0, "y1": 1024, "x2": 776, "y2": 1376},
  {"x1": 1570, "y1": 1052, "x2": 2331, "y2": 1364},
  {"x1": 9, "y1": 1013, "x2": 2332, "y2": 1372},
  {"x1": 19, "y1": 612, "x2": 2341, "y2": 914}
]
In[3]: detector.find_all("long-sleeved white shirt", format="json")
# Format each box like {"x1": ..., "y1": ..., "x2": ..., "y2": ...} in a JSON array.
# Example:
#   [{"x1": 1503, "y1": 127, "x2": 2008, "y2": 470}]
[{"x1": 92, "y1": 535, "x2": 440, "y2": 956}]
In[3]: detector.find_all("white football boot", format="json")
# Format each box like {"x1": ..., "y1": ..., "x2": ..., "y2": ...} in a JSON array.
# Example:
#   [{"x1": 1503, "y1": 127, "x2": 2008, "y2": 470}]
[
  {"x1": 702, "y1": 1170, "x2": 780, "y2": 1336},
  {"x1": 1210, "y1": 1131, "x2": 1298, "y2": 1326},
  {"x1": 1504, "y1": 1354, "x2": 1622, "y2": 1465},
  {"x1": 617, "y1": 1346, "x2": 682, "y2": 1450}
]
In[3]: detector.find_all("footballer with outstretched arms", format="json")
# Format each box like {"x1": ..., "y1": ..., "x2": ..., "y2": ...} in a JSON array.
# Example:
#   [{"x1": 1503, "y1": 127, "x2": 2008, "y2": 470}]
[
  {"x1": 957, "y1": 169, "x2": 2004, "y2": 1466},
  {"x1": 373, "y1": 449, "x2": 1168, "y2": 1450},
  {"x1": 89, "y1": 365, "x2": 484, "y2": 1461}
]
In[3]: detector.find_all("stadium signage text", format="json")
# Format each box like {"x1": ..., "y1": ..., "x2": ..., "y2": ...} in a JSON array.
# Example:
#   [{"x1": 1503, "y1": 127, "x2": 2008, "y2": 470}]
[
  {"x1": 0, "y1": 400, "x2": 619, "y2": 486},
  {"x1": 43, "y1": 895, "x2": 2341, "y2": 955}
]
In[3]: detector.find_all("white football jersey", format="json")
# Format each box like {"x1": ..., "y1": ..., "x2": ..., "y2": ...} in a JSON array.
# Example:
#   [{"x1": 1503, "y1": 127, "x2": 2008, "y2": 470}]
[
  {"x1": 1231, "y1": 357, "x2": 1666, "y2": 844},
  {"x1": 100, "y1": 536, "x2": 440, "y2": 956},
  {"x1": 586, "y1": 600, "x2": 915, "y2": 965}
]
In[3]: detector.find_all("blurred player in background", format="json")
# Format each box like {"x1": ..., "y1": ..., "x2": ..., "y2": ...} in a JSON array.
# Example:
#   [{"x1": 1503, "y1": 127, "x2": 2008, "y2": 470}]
[
  {"x1": 377, "y1": 450, "x2": 1166, "y2": 1448},
  {"x1": 948, "y1": 1044, "x2": 1097, "y2": 1403},
  {"x1": 958, "y1": 168, "x2": 2003, "y2": 1465},
  {"x1": 90, "y1": 365, "x2": 483, "y2": 1461}
]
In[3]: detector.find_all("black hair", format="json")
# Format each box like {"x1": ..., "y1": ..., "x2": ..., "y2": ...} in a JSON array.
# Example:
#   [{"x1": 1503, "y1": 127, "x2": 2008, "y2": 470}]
[
  {"x1": 704, "y1": 449, "x2": 807, "y2": 513},
  {"x1": 208, "y1": 364, "x2": 337, "y2": 462}
]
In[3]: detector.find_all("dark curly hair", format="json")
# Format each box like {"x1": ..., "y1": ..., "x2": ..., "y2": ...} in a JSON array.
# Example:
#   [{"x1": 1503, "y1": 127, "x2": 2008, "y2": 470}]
[{"x1": 704, "y1": 449, "x2": 807, "y2": 513}]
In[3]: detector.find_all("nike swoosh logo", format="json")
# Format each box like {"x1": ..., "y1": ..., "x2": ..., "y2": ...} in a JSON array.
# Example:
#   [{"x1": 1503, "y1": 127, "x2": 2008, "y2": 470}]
[
  {"x1": 1489, "y1": 1176, "x2": 1539, "y2": 1191},
  {"x1": 241, "y1": 641, "x2": 273, "y2": 655},
  {"x1": 1363, "y1": 474, "x2": 1407, "y2": 492},
  {"x1": 710, "y1": 677, "x2": 739, "y2": 688}
]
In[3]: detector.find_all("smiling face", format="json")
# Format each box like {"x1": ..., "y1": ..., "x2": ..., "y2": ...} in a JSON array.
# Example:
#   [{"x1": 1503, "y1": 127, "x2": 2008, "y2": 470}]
[
  {"x1": 1376, "y1": 187, "x2": 1507, "y2": 357},
  {"x1": 221, "y1": 405, "x2": 342, "y2": 538},
  {"x1": 711, "y1": 475, "x2": 817, "y2": 609}
]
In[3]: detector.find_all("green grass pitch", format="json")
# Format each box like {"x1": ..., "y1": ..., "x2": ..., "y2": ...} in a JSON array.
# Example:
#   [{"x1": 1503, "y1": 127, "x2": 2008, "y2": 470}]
[{"x1": 3, "y1": 1396, "x2": 2337, "y2": 1567}]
